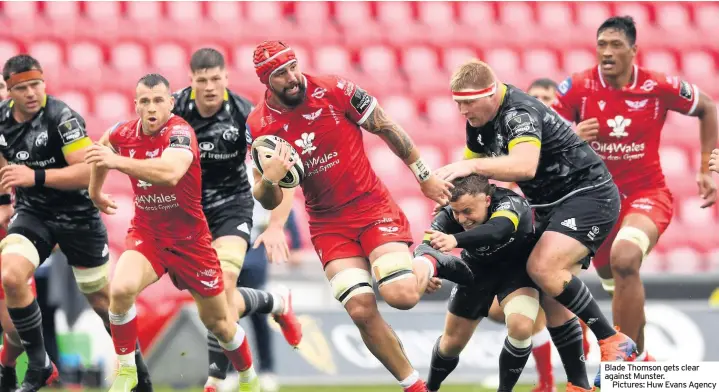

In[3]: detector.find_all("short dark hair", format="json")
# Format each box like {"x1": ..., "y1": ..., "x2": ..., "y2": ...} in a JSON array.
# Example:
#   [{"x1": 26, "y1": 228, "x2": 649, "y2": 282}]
[
  {"x1": 597, "y1": 16, "x2": 637, "y2": 46},
  {"x1": 190, "y1": 48, "x2": 225, "y2": 73},
  {"x1": 528, "y1": 78, "x2": 557, "y2": 91},
  {"x1": 450, "y1": 174, "x2": 496, "y2": 202},
  {"x1": 137, "y1": 73, "x2": 170, "y2": 89},
  {"x1": 3, "y1": 55, "x2": 42, "y2": 82}
]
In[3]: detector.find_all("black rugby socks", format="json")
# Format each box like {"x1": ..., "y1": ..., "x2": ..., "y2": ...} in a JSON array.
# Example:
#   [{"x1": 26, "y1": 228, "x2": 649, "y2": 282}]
[
  {"x1": 548, "y1": 317, "x2": 591, "y2": 389},
  {"x1": 207, "y1": 331, "x2": 231, "y2": 380},
  {"x1": 8, "y1": 300, "x2": 48, "y2": 369},
  {"x1": 498, "y1": 337, "x2": 532, "y2": 392},
  {"x1": 554, "y1": 275, "x2": 616, "y2": 340},
  {"x1": 427, "y1": 337, "x2": 459, "y2": 391},
  {"x1": 238, "y1": 288, "x2": 276, "y2": 318}
]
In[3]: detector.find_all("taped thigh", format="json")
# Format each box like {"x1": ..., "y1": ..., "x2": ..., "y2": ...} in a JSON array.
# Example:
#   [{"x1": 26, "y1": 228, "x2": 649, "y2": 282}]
[
  {"x1": 329, "y1": 268, "x2": 374, "y2": 305},
  {"x1": 214, "y1": 239, "x2": 247, "y2": 275},
  {"x1": 73, "y1": 263, "x2": 110, "y2": 294},
  {"x1": 613, "y1": 226, "x2": 651, "y2": 259},
  {"x1": 503, "y1": 294, "x2": 540, "y2": 322},
  {"x1": 371, "y1": 252, "x2": 414, "y2": 288},
  {"x1": 0, "y1": 234, "x2": 40, "y2": 268}
]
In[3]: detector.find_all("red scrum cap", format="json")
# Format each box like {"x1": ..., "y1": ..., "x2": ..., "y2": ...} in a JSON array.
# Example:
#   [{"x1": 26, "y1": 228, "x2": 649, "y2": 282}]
[{"x1": 253, "y1": 41, "x2": 297, "y2": 86}]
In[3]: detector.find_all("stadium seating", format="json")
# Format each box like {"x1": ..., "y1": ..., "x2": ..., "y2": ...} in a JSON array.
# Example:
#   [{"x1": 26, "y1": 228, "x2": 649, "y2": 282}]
[{"x1": 1, "y1": 1, "x2": 717, "y2": 272}]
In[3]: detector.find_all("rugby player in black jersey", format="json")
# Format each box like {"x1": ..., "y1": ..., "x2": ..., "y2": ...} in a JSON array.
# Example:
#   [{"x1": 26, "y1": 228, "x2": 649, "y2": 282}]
[
  {"x1": 435, "y1": 60, "x2": 637, "y2": 392},
  {"x1": 416, "y1": 174, "x2": 540, "y2": 392},
  {"x1": 171, "y1": 48, "x2": 301, "y2": 392},
  {"x1": 0, "y1": 55, "x2": 153, "y2": 392}
]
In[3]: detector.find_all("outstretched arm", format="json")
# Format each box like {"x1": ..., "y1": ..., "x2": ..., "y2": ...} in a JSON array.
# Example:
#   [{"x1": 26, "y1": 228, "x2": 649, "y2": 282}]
[
  {"x1": 88, "y1": 129, "x2": 112, "y2": 198},
  {"x1": 114, "y1": 150, "x2": 192, "y2": 187}
]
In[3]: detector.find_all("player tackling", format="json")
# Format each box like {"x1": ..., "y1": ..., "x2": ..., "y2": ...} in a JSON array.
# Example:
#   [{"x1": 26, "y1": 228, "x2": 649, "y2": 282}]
[
  {"x1": 553, "y1": 16, "x2": 718, "y2": 362},
  {"x1": 85, "y1": 74, "x2": 258, "y2": 392},
  {"x1": 246, "y1": 41, "x2": 473, "y2": 392},
  {"x1": 172, "y1": 48, "x2": 301, "y2": 392}
]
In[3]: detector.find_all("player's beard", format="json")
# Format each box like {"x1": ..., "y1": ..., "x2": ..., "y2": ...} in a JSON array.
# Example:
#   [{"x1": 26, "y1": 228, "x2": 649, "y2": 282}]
[{"x1": 274, "y1": 82, "x2": 306, "y2": 108}]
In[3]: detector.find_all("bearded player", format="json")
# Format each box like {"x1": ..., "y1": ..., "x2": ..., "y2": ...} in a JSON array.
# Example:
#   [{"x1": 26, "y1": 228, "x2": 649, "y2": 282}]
[
  {"x1": 85, "y1": 74, "x2": 259, "y2": 392},
  {"x1": 246, "y1": 41, "x2": 473, "y2": 392},
  {"x1": 172, "y1": 48, "x2": 301, "y2": 392},
  {"x1": 553, "y1": 16, "x2": 718, "y2": 364}
]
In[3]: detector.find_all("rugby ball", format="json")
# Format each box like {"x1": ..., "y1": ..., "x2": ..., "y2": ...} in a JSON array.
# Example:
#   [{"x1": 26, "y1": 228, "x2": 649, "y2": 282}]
[{"x1": 251, "y1": 135, "x2": 305, "y2": 188}]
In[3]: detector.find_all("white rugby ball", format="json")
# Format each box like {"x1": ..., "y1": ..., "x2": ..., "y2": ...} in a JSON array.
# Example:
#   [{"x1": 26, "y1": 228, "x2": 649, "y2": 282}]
[{"x1": 251, "y1": 135, "x2": 305, "y2": 188}]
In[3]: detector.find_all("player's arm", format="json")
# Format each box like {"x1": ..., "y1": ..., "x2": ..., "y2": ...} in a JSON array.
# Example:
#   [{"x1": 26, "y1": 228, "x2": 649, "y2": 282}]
[
  {"x1": 688, "y1": 92, "x2": 717, "y2": 174},
  {"x1": 469, "y1": 111, "x2": 541, "y2": 181},
  {"x1": 251, "y1": 166, "x2": 294, "y2": 211},
  {"x1": 44, "y1": 115, "x2": 93, "y2": 190},
  {"x1": 115, "y1": 129, "x2": 193, "y2": 187},
  {"x1": 454, "y1": 198, "x2": 521, "y2": 248}
]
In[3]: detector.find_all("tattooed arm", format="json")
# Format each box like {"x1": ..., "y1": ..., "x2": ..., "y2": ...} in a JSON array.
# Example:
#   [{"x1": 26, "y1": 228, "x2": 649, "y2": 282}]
[{"x1": 361, "y1": 105, "x2": 421, "y2": 165}]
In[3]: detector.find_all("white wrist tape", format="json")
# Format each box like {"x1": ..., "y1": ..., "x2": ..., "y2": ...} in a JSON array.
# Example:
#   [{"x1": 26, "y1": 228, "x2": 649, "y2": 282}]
[{"x1": 409, "y1": 158, "x2": 431, "y2": 182}]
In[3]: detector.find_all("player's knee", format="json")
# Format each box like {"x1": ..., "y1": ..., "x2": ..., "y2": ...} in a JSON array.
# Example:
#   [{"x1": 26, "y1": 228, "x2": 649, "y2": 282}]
[
  {"x1": 611, "y1": 226, "x2": 649, "y2": 278},
  {"x1": 441, "y1": 330, "x2": 470, "y2": 356},
  {"x1": 85, "y1": 290, "x2": 110, "y2": 320},
  {"x1": 0, "y1": 234, "x2": 41, "y2": 270},
  {"x1": 203, "y1": 315, "x2": 233, "y2": 342},
  {"x1": 507, "y1": 314, "x2": 535, "y2": 343},
  {"x1": 109, "y1": 279, "x2": 139, "y2": 306},
  {"x1": 330, "y1": 268, "x2": 375, "y2": 306},
  {"x1": 345, "y1": 295, "x2": 380, "y2": 327},
  {"x1": 371, "y1": 252, "x2": 414, "y2": 290},
  {"x1": 73, "y1": 264, "x2": 110, "y2": 294},
  {"x1": 532, "y1": 308, "x2": 547, "y2": 333},
  {"x1": 216, "y1": 242, "x2": 246, "y2": 276},
  {"x1": 503, "y1": 295, "x2": 539, "y2": 342},
  {"x1": 0, "y1": 264, "x2": 32, "y2": 296},
  {"x1": 382, "y1": 287, "x2": 420, "y2": 311},
  {"x1": 525, "y1": 257, "x2": 551, "y2": 285}
]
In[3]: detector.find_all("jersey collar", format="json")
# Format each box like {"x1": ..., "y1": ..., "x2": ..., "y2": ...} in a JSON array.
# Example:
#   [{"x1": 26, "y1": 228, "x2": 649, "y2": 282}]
[{"x1": 597, "y1": 64, "x2": 638, "y2": 90}]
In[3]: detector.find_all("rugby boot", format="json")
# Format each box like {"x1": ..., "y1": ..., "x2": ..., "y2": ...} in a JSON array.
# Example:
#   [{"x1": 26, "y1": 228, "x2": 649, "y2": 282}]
[
  {"x1": 134, "y1": 347, "x2": 154, "y2": 392},
  {"x1": 637, "y1": 351, "x2": 656, "y2": 362},
  {"x1": 203, "y1": 386, "x2": 217, "y2": 392},
  {"x1": 108, "y1": 364, "x2": 138, "y2": 392},
  {"x1": 414, "y1": 244, "x2": 474, "y2": 286},
  {"x1": 593, "y1": 328, "x2": 638, "y2": 388},
  {"x1": 0, "y1": 363, "x2": 17, "y2": 392},
  {"x1": 16, "y1": 362, "x2": 59, "y2": 392},
  {"x1": 405, "y1": 379, "x2": 429, "y2": 392},
  {"x1": 239, "y1": 376, "x2": 261, "y2": 392},
  {"x1": 566, "y1": 383, "x2": 595, "y2": 392},
  {"x1": 272, "y1": 286, "x2": 303, "y2": 348}
]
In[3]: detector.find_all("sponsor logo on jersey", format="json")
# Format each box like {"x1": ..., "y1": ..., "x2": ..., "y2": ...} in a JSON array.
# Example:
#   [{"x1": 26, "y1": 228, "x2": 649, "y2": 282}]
[
  {"x1": 598, "y1": 100, "x2": 606, "y2": 111},
  {"x1": 15, "y1": 151, "x2": 29, "y2": 160},
  {"x1": 35, "y1": 131, "x2": 48, "y2": 147},
  {"x1": 0, "y1": 135, "x2": 6, "y2": 147},
  {"x1": 640, "y1": 79, "x2": 658, "y2": 92},
  {"x1": 137, "y1": 179, "x2": 152, "y2": 189},
  {"x1": 350, "y1": 87, "x2": 372, "y2": 114},
  {"x1": 607, "y1": 116, "x2": 631, "y2": 138},
  {"x1": 625, "y1": 99, "x2": 648, "y2": 110},
  {"x1": 679, "y1": 80, "x2": 694, "y2": 101},
  {"x1": 557, "y1": 78, "x2": 572, "y2": 96},
  {"x1": 295, "y1": 132, "x2": 318, "y2": 155},
  {"x1": 199, "y1": 142, "x2": 215, "y2": 151},
  {"x1": 311, "y1": 87, "x2": 327, "y2": 99},
  {"x1": 129, "y1": 149, "x2": 136, "y2": 158},
  {"x1": 134, "y1": 192, "x2": 179, "y2": 211},
  {"x1": 145, "y1": 148, "x2": 160, "y2": 158},
  {"x1": 57, "y1": 118, "x2": 84, "y2": 145},
  {"x1": 222, "y1": 126, "x2": 240, "y2": 142},
  {"x1": 302, "y1": 108, "x2": 323, "y2": 123}
]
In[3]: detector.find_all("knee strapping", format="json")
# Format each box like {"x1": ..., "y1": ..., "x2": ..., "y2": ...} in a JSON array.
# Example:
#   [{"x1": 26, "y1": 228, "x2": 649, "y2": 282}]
[
  {"x1": 0, "y1": 234, "x2": 40, "y2": 268},
  {"x1": 600, "y1": 277, "x2": 616, "y2": 293},
  {"x1": 330, "y1": 268, "x2": 374, "y2": 305},
  {"x1": 215, "y1": 242, "x2": 247, "y2": 275},
  {"x1": 73, "y1": 263, "x2": 110, "y2": 294},
  {"x1": 371, "y1": 252, "x2": 414, "y2": 288},
  {"x1": 614, "y1": 226, "x2": 651, "y2": 259},
  {"x1": 507, "y1": 335, "x2": 533, "y2": 349},
  {"x1": 503, "y1": 295, "x2": 540, "y2": 322}
]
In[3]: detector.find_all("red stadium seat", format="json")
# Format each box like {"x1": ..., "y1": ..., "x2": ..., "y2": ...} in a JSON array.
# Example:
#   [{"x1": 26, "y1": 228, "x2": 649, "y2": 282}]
[
  {"x1": 563, "y1": 48, "x2": 595, "y2": 73},
  {"x1": 523, "y1": 48, "x2": 560, "y2": 78},
  {"x1": 537, "y1": 3, "x2": 572, "y2": 29},
  {"x1": 56, "y1": 90, "x2": 90, "y2": 117},
  {"x1": 67, "y1": 42, "x2": 105, "y2": 71},
  {"x1": 659, "y1": 146, "x2": 691, "y2": 179},
  {"x1": 614, "y1": 3, "x2": 651, "y2": 28},
  {"x1": 313, "y1": 46, "x2": 352, "y2": 75},
  {"x1": 457, "y1": 2, "x2": 495, "y2": 26},
  {"x1": 126, "y1": 1, "x2": 163, "y2": 23},
  {"x1": 368, "y1": 145, "x2": 405, "y2": 183},
  {"x1": 397, "y1": 196, "x2": 433, "y2": 240},
  {"x1": 484, "y1": 48, "x2": 521, "y2": 80},
  {"x1": 110, "y1": 41, "x2": 148, "y2": 71},
  {"x1": 707, "y1": 248, "x2": 719, "y2": 272},
  {"x1": 498, "y1": 2, "x2": 534, "y2": 27},
  {"x1": 358, "y1": 45, "x2": 398, "y2": 75},
  {"x1": 643, "y1": 50, "x2": 679, "y2": 75},
  {"x1": 441, "y1": 47, "x2": 479, "y2": 73},
  {"x1": 642, "y1": 251, "x2": 666, "y2": 275},
  {"x1": 0, "y1": 39, "x2": 22, "y2": 65},
  {"x1": 2, "y1": 1, "x2": 38, "y2": 20},
  {"x1": 245, "y1": 2, "x2": 283, "y2": 24},
  {"x1": 416, "y1": 144, "x2": 446, "y2": 172},
  {"x1": 151, "y1": 42, "x2": 188, "y2": 72},
  {"x1": 417, "y1": 2, "x2": 455, "y2": 27},
  {"x1": 167, "y1": 2, "x2": 204, "y2": 23},
  {"x1": 679, "y1": 196, "x2": 717, "y2": 226},
  {"x1": 43, "y1": 1, "x2": 80, "y2": 21},
  {"x1": 206, "y1": 1, "x2": 241, "y2": 24},
  {"x1": 654, "y1": 3, "x2": 691, "y2": 31},
  {"x1": 293, "y1": 1, "x2": 329, "y2": 25},
  {"x1": 95, "y1": 91, "x2": 131, "y2": 121},
  {"x1": 681, "y1": 50, "x2": 717, "y2": 81},
  {"x1": 84, "y1": 1, "x2": 122, "y2": 21},
  {"x1": 575, "y1": 3, "x2": 611, "y2": 29},
  {"x1": 26, "y1": 40, "x2": 64, "y2": 70},
  {"x1": 376, "y1": 2, "x2": 414, "y2": 27},
  {"x1": 664, "y1": 247, "x2": 705, "y2": 273},
  {"x1": 425, "y1": 96, "x2": 459, "y2": 127},
  {"x1": 381, "y1": 95, "x2": 418, "y2": 127},
  {"x1": 694, "y1": 3, "x2": 719, "y2": 37},
  {"x1": 402, "y1": 46, "x2": 441, "y2": 75},
  {"x1": 334, "y1": 2, "x2": 372, "y2": 28}
]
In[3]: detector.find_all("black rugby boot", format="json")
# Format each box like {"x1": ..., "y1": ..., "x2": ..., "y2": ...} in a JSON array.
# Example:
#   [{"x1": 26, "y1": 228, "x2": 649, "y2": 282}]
[
  {"x1": 16, "y1": 363, "x2": 58, "y2": 392},
  {"x1": 414, "y1": 244, "x2": 475, "y2": 285},
  {"x1": 0, "y1": 364, "x2": 17, "y2": 392},
  {"x1": 135, "y1": 346, "x2": 154, "y2": 392}
]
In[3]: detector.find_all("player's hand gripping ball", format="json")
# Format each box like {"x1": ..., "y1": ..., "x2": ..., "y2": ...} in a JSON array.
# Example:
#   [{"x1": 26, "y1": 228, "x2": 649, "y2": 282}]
[{"x1": 251, "y1": 135, "x2": 305, "y2": 188}]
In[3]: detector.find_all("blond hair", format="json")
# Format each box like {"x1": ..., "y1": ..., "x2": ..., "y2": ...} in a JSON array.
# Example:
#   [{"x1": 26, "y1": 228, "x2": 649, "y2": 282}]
[{"x1": 450, "y1": 59, "x2": 496, "y2": 91}]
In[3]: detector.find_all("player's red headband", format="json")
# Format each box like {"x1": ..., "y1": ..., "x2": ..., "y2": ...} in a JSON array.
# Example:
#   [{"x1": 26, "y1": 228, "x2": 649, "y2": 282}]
[
  {"x1": 452, "y1": 82, "x2": 497, "y2": 101},
  {"x1": 253, "y1": 41, "x2": 297, "y2": 86},
  {"x1": 6, "y1": 70, "x2": 44, "y2": 90}
]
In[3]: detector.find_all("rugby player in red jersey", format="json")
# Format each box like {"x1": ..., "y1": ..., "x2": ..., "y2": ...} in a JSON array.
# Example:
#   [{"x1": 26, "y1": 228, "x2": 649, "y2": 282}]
[
  {"x1": 246, "y1": 41, "x2": 472, "y2": 392},
  {"x1": 85, "y1": 74, "x2": 259, "y2": 392},
  {"x1": 553, "y1": 16, "x2": 718, "y2": 367}
]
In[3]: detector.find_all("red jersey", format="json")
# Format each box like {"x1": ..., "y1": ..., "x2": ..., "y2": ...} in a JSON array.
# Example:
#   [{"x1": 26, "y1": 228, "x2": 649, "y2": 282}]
[
  {"x1": 108, "y1": 115, "x2": 208, "y2": 240},
  {"x1": 246, "y1": 74, "x2": 390, "y2": 217},
  {"x1": 552, "y1": 65, "x2": 700, "y2": 193}
]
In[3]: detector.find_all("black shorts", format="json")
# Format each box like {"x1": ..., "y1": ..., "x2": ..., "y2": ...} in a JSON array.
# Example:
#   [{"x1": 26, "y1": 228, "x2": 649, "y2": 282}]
[
  {"x1": 448, "y1": 260, "x2": 539, "y2": 321},
  {"x1": 533, "y1": 181, "x2": 621, "y2": 268},
  {"x1": 7, "y1": 210, "x2": 109, "y2": 268},
  {"x1": 204, "y1": 198, "x2": 254, "y2": 244}
]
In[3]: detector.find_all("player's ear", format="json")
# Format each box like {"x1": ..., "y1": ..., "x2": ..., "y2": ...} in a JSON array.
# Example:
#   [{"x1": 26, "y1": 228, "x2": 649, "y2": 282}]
[
  {"x1": 169, "y1": 95, "x2": 176, "y2": 111},
  {"x1": 133, "y1": 99, "x2": 140, "y2": 116}
]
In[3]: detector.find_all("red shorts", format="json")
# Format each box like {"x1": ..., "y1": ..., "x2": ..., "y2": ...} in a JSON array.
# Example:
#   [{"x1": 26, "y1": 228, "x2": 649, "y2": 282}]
[
  {"x1": 310, "y1": 197, "x2": 414, "y2": 267},
  {"x1": 592, "y1": 187, "x2": 674, "y2": 269},
  {"x1": 125, "y1": 229, "x2": 224, "y2": 297}
]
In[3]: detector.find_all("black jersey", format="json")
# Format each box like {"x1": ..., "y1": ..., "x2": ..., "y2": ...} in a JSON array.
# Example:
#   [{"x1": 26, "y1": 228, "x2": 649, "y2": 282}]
[
  {"x1": 0, "y1": 96, "x2": 98, "y2": 221},
  {"x1": 429, "y1": 187, "x2": 534, "y2": 264},
  {"x1": 172, "y1": 87, "x2": 254, "y2": 211},
  {"x1": 464, "y1": 84, "x2": 611, "y2": 206}
]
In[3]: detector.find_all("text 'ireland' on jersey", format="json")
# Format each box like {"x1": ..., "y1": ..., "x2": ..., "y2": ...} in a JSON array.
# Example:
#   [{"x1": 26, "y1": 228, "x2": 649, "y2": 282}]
[
  {"x1": 246, "y1": 73, "x2": 390, "y2": 215},
  {"x1": 0, "y1": 96, "x2": 98, "y2": 222},
  {"x1": 108, "y1": 115, "x2": 208, "y2": 240},
  {"x1": 172, "y1": 87, "x2": 254, "y2": 210},
  {"x1": 430, "y1": 187, "x2": 534, "y2": 263},
  {"x1": 552, "y1": 65, "x2": 700, "y2": 193},
  {"x1": 464, "y1": 84, "x2": 611, "y2": 206}
]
